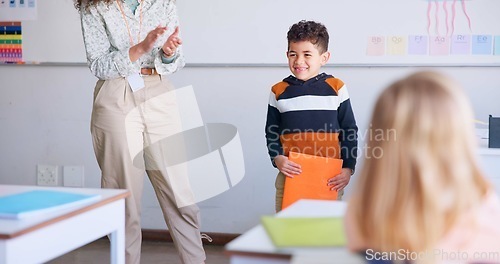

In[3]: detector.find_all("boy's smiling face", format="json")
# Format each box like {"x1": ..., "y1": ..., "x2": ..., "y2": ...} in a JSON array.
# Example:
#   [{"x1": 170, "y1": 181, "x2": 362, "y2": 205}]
[{"x1": 287, "y1": 40, "x2": 330, "y2": 81}]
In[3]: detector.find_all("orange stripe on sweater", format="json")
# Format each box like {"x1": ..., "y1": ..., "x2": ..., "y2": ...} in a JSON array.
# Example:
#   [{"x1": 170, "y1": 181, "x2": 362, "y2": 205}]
[
  {"x1": 280, "y1": 132, "x2": 341, "y2": 159},
  {"x1": 271, "y1": 81, "x2": 289, "y2": 100},
  {"x1": 325, "y1": 77, "x2": 345, "y2": 94}
]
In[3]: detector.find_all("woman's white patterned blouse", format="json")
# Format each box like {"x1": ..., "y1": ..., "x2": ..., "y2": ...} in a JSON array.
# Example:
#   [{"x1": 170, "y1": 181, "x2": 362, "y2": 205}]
[{"x1": 80, "y1": 0, "x2": 185, "y2": 80}]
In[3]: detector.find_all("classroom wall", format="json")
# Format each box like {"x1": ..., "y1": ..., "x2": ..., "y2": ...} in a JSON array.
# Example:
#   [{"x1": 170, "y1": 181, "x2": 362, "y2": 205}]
[
  {"x1": 1, "y1": 65, "x2": 499, "y2": 233},
  {"x1": 19, "y1": 0, "x2": 500, "y2": 65}
]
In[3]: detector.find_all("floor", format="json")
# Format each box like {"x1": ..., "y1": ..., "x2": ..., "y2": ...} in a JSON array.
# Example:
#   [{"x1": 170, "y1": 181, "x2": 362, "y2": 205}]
[{"x1": 47, "y1": 239, "x2": 230, "y2": 264}]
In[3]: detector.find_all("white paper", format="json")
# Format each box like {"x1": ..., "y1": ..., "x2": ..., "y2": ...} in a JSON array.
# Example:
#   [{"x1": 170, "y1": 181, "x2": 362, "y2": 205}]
[{"x1": 0, "y1": 0, "x2": 37, "y2": 21}]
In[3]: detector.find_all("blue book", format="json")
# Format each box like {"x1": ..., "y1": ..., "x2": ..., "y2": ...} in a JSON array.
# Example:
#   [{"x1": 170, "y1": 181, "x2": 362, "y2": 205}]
[{"x1": 0, "y1": 190, "x2": 101, "y2": 220}]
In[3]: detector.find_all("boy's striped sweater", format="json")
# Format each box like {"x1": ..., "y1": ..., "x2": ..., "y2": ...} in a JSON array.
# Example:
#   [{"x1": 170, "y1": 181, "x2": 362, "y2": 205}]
[{"x1": 265, "y1": 73, "x2": 358, "y2": 170}]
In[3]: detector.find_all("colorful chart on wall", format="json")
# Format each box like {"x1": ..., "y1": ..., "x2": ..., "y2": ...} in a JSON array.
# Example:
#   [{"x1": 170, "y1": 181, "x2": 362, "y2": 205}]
[
  {"x1": 8, "y1": 0, "x2": 500, "y2": 64},
  {"x1": 0, "y1": 22, "x2": 22, "y2": 62}
]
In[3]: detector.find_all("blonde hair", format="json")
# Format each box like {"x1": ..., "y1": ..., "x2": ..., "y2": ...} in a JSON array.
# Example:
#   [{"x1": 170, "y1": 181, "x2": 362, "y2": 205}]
[{"x1": 349, "y1": 71, "x2": 490, "y2": 253}]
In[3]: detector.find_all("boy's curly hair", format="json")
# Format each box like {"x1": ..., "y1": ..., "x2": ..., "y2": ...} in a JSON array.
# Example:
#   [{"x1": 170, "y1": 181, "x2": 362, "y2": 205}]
[{"x1": 287, "y1": 20, "x2": 329, "y2": 54}]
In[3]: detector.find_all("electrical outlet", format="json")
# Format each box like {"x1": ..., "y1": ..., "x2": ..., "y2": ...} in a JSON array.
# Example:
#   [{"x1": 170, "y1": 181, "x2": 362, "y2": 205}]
[
  {"x1": 63, "y1": 166, "x2": 84, "y2": 187},
  {"x1": 37, "y1": 165, "x2": 58, "y2": 186}
]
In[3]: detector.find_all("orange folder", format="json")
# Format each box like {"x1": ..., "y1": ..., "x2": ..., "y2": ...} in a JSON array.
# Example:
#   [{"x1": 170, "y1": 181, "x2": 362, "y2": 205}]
[{"x1": 282, "y1": 152, "x2": 343, "y2": 210}]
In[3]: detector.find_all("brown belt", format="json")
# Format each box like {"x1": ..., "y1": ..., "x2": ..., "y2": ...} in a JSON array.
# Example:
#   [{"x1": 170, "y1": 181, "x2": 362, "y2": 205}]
[{"x1": 140, "y1": 68, "x2": 158, "y2": 75}]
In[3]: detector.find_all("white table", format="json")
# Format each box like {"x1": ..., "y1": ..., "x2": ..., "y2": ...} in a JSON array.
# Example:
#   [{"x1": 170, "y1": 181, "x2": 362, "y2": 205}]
[
  {"x1": 0, "y1": 185, "x2": 129, "y2": 264},
  {"x1": 225, "y1": 199, "x2": 364, "y2": 264}
]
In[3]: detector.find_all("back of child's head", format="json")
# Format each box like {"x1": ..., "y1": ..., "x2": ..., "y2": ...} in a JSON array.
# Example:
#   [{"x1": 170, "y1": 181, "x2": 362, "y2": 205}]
[
  {"x1": 350, "y1": 71, "x2": 490, "y2": 253},
  {"x1": 287, "y1": 20, "x2": 329, "y2": 54}
]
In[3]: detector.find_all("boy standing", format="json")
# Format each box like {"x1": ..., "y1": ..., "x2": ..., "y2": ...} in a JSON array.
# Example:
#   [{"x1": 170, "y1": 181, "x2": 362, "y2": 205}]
[{"x1": 265, "y1": 20, "x2": 358, "y2": 212}]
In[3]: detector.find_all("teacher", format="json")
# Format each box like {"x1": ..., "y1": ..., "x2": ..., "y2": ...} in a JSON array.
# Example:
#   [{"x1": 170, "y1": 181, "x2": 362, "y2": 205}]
[{"x1": 74, "y1": 0, "x2": 206, "y2": 263}]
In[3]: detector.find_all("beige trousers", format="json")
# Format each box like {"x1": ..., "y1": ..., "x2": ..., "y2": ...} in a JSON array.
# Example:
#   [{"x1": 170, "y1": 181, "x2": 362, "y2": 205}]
[
  {"x1": 275, "y1": 172, "x2": 344, "y2": 212},
  {"x1": 90, "y1": 75, "x2": 205, "y2": 264}
]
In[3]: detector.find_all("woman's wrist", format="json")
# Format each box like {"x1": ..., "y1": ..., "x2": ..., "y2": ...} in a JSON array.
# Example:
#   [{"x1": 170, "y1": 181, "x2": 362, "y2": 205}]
[
  {"x1": 160, "y1": 48, "x2": 178, "y2": 64},
  {"x1": 161, "y1": 48, "x2": 176, "y2": 58},
  {"x1": 129, "y1": 42, "x2": 149, "y2": 62}
]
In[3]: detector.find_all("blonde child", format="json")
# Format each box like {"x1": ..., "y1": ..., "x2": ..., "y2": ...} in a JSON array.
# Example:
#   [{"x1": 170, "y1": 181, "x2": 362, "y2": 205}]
[{"x1": 345, "y1": 71, "x2": 500, "y2": 263}]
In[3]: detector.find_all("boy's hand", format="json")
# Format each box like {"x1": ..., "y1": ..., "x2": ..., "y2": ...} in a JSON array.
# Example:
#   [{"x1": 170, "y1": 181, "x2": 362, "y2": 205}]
[
  {"x1": 274, "y1": 155, "x2": 302, "y2": 178},
  {"x1": 161, "y1": 26, "x2": 182, "y2": 57},
  {"x1": 327, "y1": 168, "x2": 352, "y2": 191}
]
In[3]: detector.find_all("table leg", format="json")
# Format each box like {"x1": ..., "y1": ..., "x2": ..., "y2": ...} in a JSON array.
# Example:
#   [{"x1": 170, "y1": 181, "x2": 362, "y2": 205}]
[{"x1": 109, "y1": 227, "x2": 125, "y2": 264}]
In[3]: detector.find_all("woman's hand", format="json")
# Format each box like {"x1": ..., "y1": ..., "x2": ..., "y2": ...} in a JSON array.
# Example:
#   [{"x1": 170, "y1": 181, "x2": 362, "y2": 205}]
[
  {"x1": 274, "y1": 155, "x2": 302, "y2": 178},
  {"x1": 129, "y1": 25, "x2": 167, "y2": 62},
  {"x1": 161, "y1": 26, "x2": 182, "y2": 57}
]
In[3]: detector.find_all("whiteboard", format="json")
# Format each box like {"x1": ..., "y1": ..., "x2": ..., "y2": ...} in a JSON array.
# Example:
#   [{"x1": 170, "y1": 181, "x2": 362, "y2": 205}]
[
  {"x1": 20, "y1": 0, "x2": 500, "y2": 65},
  {"x1": 22, "y1": 0, "x2": 86, "y2": 63}
]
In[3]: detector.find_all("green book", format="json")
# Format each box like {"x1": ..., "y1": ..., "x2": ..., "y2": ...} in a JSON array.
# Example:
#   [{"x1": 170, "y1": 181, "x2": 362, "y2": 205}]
[{"x1": 261, "y1": 216, "x2": 346, "y2": 247}]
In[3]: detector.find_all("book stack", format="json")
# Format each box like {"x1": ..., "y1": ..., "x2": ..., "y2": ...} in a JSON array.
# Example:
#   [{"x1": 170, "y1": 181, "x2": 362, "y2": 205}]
[{"x1": 0, "y1": 21, "x2": 22, "y2": 63}]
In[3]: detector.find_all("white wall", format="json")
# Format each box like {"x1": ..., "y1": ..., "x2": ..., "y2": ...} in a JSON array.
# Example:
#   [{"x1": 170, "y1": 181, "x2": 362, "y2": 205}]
[
  {"x1": 21, "y1": 0, "x2": 500, "y2": 65},
  {"x1": 1, "y1": 65, "x2": 500, "y2": 233}
]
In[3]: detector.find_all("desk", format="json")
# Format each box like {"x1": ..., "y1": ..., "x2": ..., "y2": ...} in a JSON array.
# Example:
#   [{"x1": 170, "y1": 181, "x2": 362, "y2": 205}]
[
  {"x1": 0, "y1": 185, "x2": 129, "y2": 264},
  {"x1": 478, "y1": 145, "x2": 500, "y2": 194},
  {"x1": 225, "y1": 199, "x2": 364, "y2": 264}
]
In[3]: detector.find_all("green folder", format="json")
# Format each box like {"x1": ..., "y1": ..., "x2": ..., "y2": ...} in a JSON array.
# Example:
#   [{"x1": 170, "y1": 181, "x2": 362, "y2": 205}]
[{"x1": 261, "y1": 216, "x2": 346, "y2": 247}]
